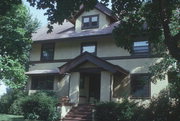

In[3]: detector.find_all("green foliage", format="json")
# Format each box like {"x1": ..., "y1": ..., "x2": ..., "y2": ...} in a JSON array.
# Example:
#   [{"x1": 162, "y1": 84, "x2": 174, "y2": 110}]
[
  {"x1": 168, "y1": 71, "x2": 180, "y2": 99},
  {"x1": 112, "y1": 0, "x2": 180, "y2": 60},
  {"x1": 95, "y1": 100, "x2": 141, "y2": 121},
  {"x1": 0, "y1": 57, "x2": 27, "y2": 88},
  {"x1": 0, "y1": 4, "x2": 39, "y2": 89},
  {"x1": 95, "y1": 88, "x2": 180, "y2": 121},
  {"x1": 0, "y1": 89, "x2": 27, "y2": 114},
  {"x1": 0, "y1": 0, "x2": 21, "y2": 16},
  {"x1": 9, "y1": 96, "x2": 25, "y2": 115},
  {"x1": 149, "y1": 55, "x2": 178, "y2": 81},
  {"x1": 21, "y1": 92, "x2": 60, "y2": 121},
  {"x1": 142, "y1": 91, "x2": 171, "y2": 121},
  {"x1": 140, "y1": 88, "x2": 180, "y2": 121}
]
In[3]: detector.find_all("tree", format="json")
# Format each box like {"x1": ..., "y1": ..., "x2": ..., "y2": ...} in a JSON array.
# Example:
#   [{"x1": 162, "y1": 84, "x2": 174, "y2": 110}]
[
  {"x1": 26, "y1": 0, "x2": 180, "y2": 61},
  {"x1": 0, "y1": 0, "x2": 22, "y2": 15},
  {"x1": 0, "y1": 5, "x2": 39, "y2": 89}
]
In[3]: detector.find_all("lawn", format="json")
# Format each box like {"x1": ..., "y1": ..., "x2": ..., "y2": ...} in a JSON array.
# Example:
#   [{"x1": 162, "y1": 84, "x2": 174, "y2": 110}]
[{"x1": 0, "y1": 114, "x2": 24, "y2": 121}]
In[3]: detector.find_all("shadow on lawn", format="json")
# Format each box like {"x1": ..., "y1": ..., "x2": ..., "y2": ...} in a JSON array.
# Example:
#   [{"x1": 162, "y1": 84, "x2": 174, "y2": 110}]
[{"x1": 11, "y1": 117, "x2": 24, "y2": 121}]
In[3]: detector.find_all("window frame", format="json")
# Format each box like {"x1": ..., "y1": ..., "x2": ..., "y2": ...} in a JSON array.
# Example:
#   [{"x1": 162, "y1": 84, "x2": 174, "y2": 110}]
[
  {"x1": 81, "y1": 42, "x2": 97, "y2": 55},
  {"x1": 31, "y1": 75, "x2": 54, "y2": 90},
  {"x1": 40, "y1": 43, "x2": 55, "y2": 61},
  {"x1": 81, "y1": 14, "x2": 99, "y2": 30},
  {"x1": 132, "y1": 41, "x2": 150, "y2": 56},
  {"x1": 130, "y1": 73, "x2": 151, "y2": 99}
]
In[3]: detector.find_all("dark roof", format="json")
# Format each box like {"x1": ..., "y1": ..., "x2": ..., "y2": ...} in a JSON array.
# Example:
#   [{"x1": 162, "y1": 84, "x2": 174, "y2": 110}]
[
  {"x1": 32, "y1": 3, "x2": 119, "y2": 42},
  {"x1": 72, "y1": 2, "x2": 117, "y2": 23},
  {"x1": 58, "y1": 52, "x2": 129, "y2": 75},
  {"x1": 95, "y1": 3, "x2": 117, "y2": 20},
  {"x1": 32, "y1": 21, "x2": 119, "y2": 42}
]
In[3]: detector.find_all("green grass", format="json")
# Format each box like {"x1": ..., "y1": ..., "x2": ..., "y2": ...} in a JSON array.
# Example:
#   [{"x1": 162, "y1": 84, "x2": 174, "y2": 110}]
[
  {"x1": 0, "y1": 114, "x2": 24, "y2": 121},
  {"x1": 0, "y1": 114, "x2": 42, "y2": 121}
]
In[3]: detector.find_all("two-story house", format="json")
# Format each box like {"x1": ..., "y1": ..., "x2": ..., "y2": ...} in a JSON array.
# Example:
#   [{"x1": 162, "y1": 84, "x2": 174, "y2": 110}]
[{"x1": 26, "y1": 3, "x2": 168, "y2": 105}]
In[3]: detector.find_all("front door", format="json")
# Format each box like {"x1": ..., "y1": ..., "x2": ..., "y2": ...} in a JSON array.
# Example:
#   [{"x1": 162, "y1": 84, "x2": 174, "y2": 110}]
[
  {"x1": 79, "y1": 73, "x2": 100, "y2": 104},
  {"x1": 89, "y1": 74, "x2": 100, "y2": 103}
]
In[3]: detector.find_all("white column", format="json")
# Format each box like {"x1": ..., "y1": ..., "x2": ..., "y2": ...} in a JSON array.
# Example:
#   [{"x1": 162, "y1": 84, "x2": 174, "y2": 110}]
[
  {"x1": 69, "y1": 72, "x2": 80, "y2": 104},
  {"x1": 100, "y1": 71, "x2": 111, "y2": 102}
]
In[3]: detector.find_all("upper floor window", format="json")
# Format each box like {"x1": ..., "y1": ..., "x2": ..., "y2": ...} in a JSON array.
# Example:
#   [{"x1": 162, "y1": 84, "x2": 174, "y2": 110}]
[
  {"x1": 41, "y1": 43, "x2": 54, "y2": 61},
  {"x1": 132, "y1": 41, "x2": 149, "y2": 55},
  {"x1": 31, "y1": 76, "x2": 54, "y2": 90},
  {"x1": 81, "y1": 42, "x2": 97, "y2": 55},
  {"x1": 82, "y1": 15, "x2": 99, "y2": 29},
  {"x1": 131, "y1": 74, "x2": 150, "y2": 98}
]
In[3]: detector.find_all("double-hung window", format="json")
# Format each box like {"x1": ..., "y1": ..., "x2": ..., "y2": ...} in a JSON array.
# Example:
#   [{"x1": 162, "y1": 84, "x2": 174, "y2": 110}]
[
  {"x1": 82, "y1": 15, "x2": 99, "y2": 29},
  {"x1": 31, "y1": 76, "x2": 54, "y2": 90},
  {"x1": 131, "y1": 74, "x2": 150, "y2": 98},
  {"x1": 41, "y1": 43, "x2": 54, "y2": 61}
]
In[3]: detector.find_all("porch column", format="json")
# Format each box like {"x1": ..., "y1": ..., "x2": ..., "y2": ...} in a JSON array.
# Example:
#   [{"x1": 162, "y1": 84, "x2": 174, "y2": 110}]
[
  {"x1": 100, "y1": 71, "x2": 111, "y2": 102},
  {"x1": 69, "y1": 72, "x2": 80, "y2": 104}
]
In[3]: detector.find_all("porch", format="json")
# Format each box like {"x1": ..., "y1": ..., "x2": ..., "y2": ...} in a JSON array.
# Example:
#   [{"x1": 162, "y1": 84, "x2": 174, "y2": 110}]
[{"x1": 58, "y1": 52, "x2": 129, "y2": 104}]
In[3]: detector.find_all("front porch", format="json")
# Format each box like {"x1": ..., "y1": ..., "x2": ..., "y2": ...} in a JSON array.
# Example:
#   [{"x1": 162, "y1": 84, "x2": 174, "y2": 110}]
[{"x1": 59, "y1": 52, "x2": 129, "y2": 105}]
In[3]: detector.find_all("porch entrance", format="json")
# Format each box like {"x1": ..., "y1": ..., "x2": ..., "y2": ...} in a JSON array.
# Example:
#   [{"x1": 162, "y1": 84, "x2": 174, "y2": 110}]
[{"x1": 79, "y1": 72, "x2": 100, "y2": 104}]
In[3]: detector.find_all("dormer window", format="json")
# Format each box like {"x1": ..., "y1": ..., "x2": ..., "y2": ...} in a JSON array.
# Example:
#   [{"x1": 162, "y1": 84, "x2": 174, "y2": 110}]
[{"x1": 82, "y1": 15, "x2": 99, "y2": 29}]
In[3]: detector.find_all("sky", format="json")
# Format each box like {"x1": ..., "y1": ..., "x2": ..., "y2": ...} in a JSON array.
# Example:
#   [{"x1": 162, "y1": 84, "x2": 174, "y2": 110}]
[{"x1": 22, "y1": 0, "x2": 48, "y2": 26}]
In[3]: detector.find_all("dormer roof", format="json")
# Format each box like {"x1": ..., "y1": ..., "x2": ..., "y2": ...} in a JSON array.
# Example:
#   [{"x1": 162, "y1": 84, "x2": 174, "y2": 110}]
[{"x1": 70, "y1": 3, "x2": 118, "y2": 24}]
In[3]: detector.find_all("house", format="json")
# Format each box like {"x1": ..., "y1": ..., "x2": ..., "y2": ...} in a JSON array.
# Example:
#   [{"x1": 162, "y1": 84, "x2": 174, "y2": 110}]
[{"x1": 26, "y1": 3, "x2": 168, "y2": 105}]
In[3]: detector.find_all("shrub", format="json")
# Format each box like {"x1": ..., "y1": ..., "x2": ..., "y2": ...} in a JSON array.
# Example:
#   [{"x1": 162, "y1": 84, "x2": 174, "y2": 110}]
[
  {"x1": 0, "y1": 89, "x2": 27, "y2": 114},
  {"x1": 9, "y1": 97, "x2": 25, "y2": 115},
  {"x1": 141, "y1": 90, "x2": 180, "y2": 121},
  {"x1": 21, "y1": 92, "x2": 60, "y2": 121},
  {"x1": 95, "y1": 100, "x2": 142, "y2": 121}
]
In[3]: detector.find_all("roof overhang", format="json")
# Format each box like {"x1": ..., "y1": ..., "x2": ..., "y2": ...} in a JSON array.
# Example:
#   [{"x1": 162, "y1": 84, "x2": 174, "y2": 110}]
[
  {"x1": 25, "y1": 69, "x2": 60, "y2": 75},
  {"x1": 69, "y1": 3, "x2": 118, "y2": 24},
  {"x1": 58, "y1": 52, "x2": 129, "y2": 75}
]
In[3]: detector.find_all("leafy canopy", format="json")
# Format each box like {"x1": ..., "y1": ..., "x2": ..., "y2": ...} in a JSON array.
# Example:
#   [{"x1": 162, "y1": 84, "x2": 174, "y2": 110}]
[{"x1": 0, "y1": 4, "x2": 39, "y2": 89}]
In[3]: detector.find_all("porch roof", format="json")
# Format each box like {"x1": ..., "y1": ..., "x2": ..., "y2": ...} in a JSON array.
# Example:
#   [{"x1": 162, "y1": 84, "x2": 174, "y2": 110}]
[
  {"x1": 25, "y1": 69, "x2": 59, "y2": 75},
  {"x1": 58, "y1": 52, "x2": 129, "y2": 75}
]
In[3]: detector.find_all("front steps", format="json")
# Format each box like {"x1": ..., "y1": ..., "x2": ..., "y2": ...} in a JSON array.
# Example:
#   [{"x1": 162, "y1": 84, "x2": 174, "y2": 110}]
[{"x1": 62, "y1": 104, "x2": 94, "y2": 121}]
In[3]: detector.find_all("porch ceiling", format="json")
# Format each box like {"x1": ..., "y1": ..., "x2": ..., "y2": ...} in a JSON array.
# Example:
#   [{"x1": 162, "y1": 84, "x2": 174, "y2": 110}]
[{"x1": 58, "y1": 52, "x2": 129, "y2": 75}]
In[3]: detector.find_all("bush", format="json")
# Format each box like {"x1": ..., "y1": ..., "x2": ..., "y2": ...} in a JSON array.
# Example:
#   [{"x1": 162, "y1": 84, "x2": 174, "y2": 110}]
[
  {"x1": 0, "y1": 89, "x2": 27, "y2": 114},
  {"x1": 141, "y1": 90, "x2": 180, "y2": 121},
  {"x1": 95, "y1": 100, "x2": 142, "y2": 121},
  {"x1": 9, "y1": 97, "x2": 25, "y2": 115},
  {"x1": 21, "y1": 92, "x2": 60, "y2": 121}
]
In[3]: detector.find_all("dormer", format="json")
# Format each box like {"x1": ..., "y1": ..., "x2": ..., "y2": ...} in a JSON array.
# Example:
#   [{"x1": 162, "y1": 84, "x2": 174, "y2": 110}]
[{"x1": 70, "y1": 3, "x2": 117, "y2": 32}]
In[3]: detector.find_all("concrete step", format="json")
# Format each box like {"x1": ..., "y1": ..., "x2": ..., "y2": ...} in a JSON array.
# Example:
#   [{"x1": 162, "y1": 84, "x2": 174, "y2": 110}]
[{"x1": 63, "y1": 104, "x2": 94, "y2": 121}]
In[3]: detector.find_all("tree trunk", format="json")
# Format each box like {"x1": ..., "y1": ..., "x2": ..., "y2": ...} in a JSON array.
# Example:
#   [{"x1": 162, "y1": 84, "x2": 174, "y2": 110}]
[{"x1": 159, "y1": 0, "x2": 180, "y2": 61}]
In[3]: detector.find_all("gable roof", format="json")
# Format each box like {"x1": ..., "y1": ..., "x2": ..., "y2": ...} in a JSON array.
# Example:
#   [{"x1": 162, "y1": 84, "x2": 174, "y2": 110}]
[
  {"x1": 32, "y1": 21, "x2": 119, "y2": 42},
  {"x1": 71, "y1": 3, "x2": 117, "y2": 24},
  {"x1": 32, "y1": 3, "x2": 119, "y2": 42},
  {"x1": 58, "y1": 52, "x2": 129, "y2": 75}
]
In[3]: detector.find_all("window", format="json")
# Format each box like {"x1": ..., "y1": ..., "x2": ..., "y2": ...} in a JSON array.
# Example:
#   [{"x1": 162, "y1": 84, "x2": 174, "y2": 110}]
[
  {"x1": 131, "y1": 74, "x2": 150, "y2": 98},
  {"x1": 31, "y1": 76, "x2": 54, "y2": 90},
  {"x1": 41, "y1": 43, "x2": 54, "y2": 61},
  {"x1": 81, "y1": 42, "x2": 97, "y2": 55},
  {"x1": 82, "y1": 15, "x2": 99, "y2": 29},
  {"x1": 132, "y1": 41, "x2": 149, "y2": 55}
]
